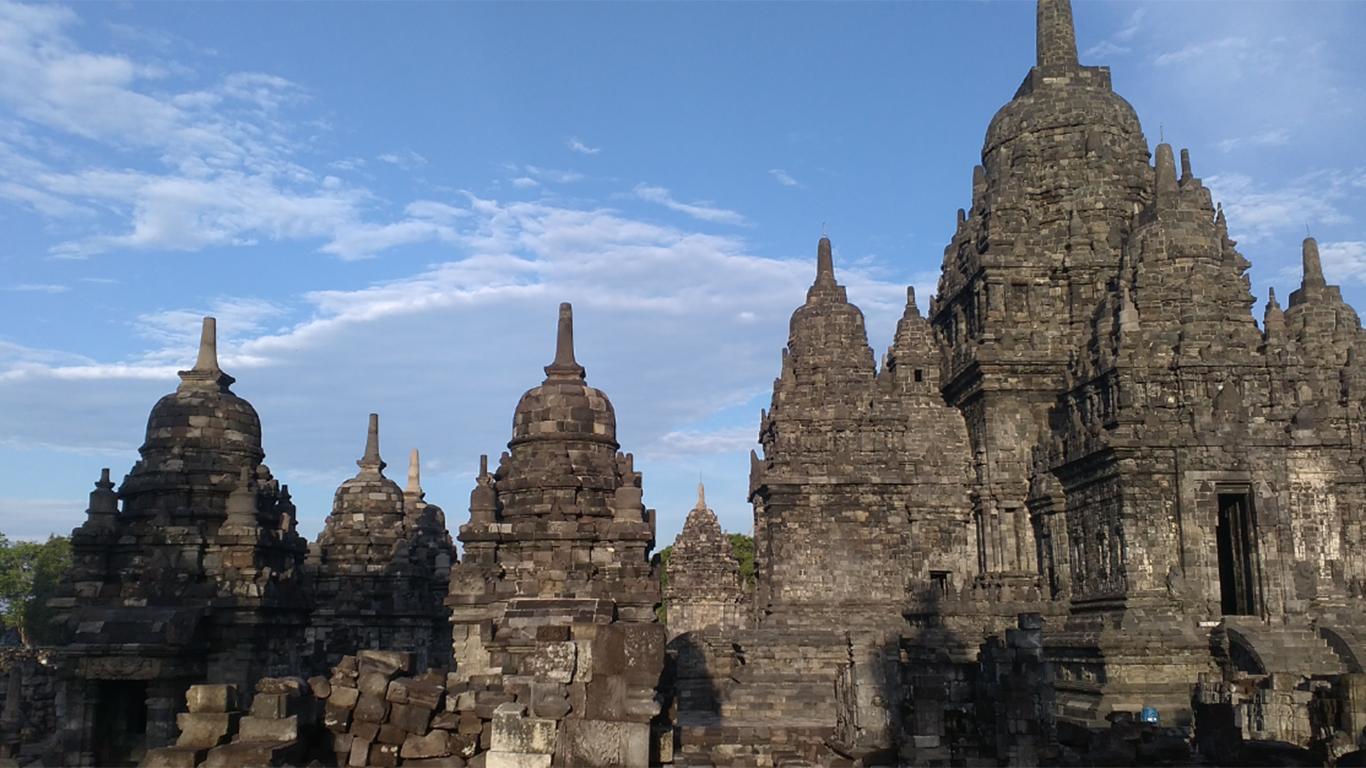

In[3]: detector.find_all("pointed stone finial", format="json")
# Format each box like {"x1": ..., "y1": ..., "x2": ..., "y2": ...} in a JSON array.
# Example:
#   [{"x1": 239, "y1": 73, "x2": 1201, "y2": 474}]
[
  {"x1": 1155, "y1": 144, "x2": 1178, "y2": 194},
  {"x1": 97, "y1": 468, "x2": 113, "y2": 491},
  {"x1": 406, "y1": 448, "x2": 422, "y2": 496},
  {"x1": 195, "y1": 317, "x2": 220, "y2": 372},
  {"x1": 1302, "y1": 236, "x2": 1327, "y2": 289},
  {"x1": 816, "y1": 236, "x2": 836, "y2": 287},
  {"x1": 696, "y1": 481, "x2": 707, "y2": 510},
  {"x1": 544, "y1": 302, "x2": 586, "y2": 380},
  {"x1": 179, "y1": 316, "x2": 235, "y2": 390},
  {"x1": 1179, "y1": 148, "x2": 1193, "y2": 183},
  {"x1": 224, "y1": 466, "x2": 258, "y2": 526},
  {"x1": 1037, "y1": 0, "x2": 1079, "y2": 69},
  {"x1": 905, "y1": 286, "x2": 921, "y2": 319},
  {"x1": 357, "y1": 413, "x2": 386, "y2": 474}
]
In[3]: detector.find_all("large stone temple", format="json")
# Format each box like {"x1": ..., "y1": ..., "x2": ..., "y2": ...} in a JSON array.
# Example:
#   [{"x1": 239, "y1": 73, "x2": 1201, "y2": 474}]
[{"x1": 3, "y1": 1, "x2": 1366, "y2": 767}]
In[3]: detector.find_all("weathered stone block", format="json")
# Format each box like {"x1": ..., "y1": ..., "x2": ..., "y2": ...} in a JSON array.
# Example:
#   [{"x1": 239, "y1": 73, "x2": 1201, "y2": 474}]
[
  {"x1": 391, "y1": 701, "x2": 434, "y2": 733},
  {"x1": 359, "y1": 650, "x2": 413, "y2": 677},
  {"x1": 360, "y1": 671, "x2": 393, "y2": 698},
  {"x1": 490, "y1": 703, "x2": 556, "y2": 754},
  {"x1": 556, "y1": 719, "x2": 650, "y2": 766},
  {"x1": 355, "y1": 692, "x2": 390, "y2": 723},
  {"x1": 143, "y1": 746, "x2": 206, "y2": 768},
  {"x1": 308, "y1": 675, "x2": 332, "y2": 699},
  {"x1": 485, "y1": 752, "x2": 551, "y2": 768},
  {"x1": 370, "y1": 741, "x2": 401, "y2": 767},
  {"x1": 378, "y1": 723, "x2": 409, "y2": 745},
  {"x1": 237, "y1": 714, "x2": 298, "y2": 742},
  {"x1": 521, "y1": 642, "x2": 576, "y2": 683},
  {"x1": 349, "y1": 738, "x2": 372, "y2": 768},
  {"x1": 186, "y1": 684, "x2": 238, "y2": 714},
  {"x1": 330, "y1": 685, "x2": 360, "y2": 709},
  {"x1": 175, "y1": 712, "x2": 238, "y2": 748},
  {"x1": 401, "y1": 729, "x2": 453, "y2": 759}
]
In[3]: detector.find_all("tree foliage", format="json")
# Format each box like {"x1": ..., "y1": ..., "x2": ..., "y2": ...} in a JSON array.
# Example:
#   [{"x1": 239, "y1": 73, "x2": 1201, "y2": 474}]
[{"x1": 0, "y1": 534, "x2": 72, "y2": 646}]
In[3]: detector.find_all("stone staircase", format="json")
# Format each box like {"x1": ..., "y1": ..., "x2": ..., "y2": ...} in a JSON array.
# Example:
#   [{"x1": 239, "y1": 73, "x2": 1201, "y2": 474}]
[{"x1": 1217, "y1": 616, "x2": 1348, "y2": 678}]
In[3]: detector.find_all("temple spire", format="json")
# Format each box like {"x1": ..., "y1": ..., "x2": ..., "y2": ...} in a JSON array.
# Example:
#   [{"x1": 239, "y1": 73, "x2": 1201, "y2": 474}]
[
  {"x1": 905, "y1": 286, "x2": 920, "y2": 318},
  {"x1": 695, "y1": 481, "x2": 707, "y2": 510},
  {"x1": 194, "y1": 317, "x2": 220, "y2": 372},
  {"x1": 1154, "y1": 144, "x2": 1178, "y2": 195},
  {"x1": 178, "y1": 316, "x2": 235, "y2": 390},
  {"x1": 816, "y1": 236, "x2": 836, "y2": 287},
  {"x1": 406, "y1": 448, "x2": 422, "y2": 496},
  {"x1": 544, "y1": 302, "x2": 586, "y2": 380},
  {"x1": 1037, "y1": 0, "x2": 1079, "y2": 69},
  {"x1": 1302, "y1": 236, "x2": 1327, "y2": 290},
  {"x1": 357, "y1": 412, "x2": 386, "y2": 474}
]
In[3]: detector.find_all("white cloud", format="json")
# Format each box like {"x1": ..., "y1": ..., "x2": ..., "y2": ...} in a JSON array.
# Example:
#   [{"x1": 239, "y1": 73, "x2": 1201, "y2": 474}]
[
  {"x1": 1217, "y1": 129, "x2": 1291, "y2": 153},
  {"x1": 1083, "y1": 8, "x2": 1145, "y2": 60},
  {"x1": 8, "y1": 283, "x2": 68, "y2": 293},
  {"x1": 633, "y1": 183, "x2": 746, "y2": 225},
  {"x1": 1320, "y1": 241, "x2": 1366, "y2": 285},
  {"x1": 644, "y1": 426, "x2": 757, "y2": 460},
  {"x1": 377, "y1": 150, "x2": 427, "y2": 171},
  {"x1": 566, "y1": 137, "x2": 601, "y2": 155},
  {"x1": 1206, "y1": 171, "x2": 1354, "y2": 244},
  {"x1": 524, "y1": 165, "x2": 584, "y2": 184},
  {"x1": 510, "y1": 176, "x2": 539, "y2": 189},
  {"x1": 1155, "y1": 36, "x2": 1250, "y2": 67},
  {"x1": 0, "y1": 192, "x2": 913, "y2": 541},
  {"x1": 0, "y1": 2, "x2": 458, "y2": 261},
  {"x1": 768, "y1": 168, "x2": 801, "y2": 188}
]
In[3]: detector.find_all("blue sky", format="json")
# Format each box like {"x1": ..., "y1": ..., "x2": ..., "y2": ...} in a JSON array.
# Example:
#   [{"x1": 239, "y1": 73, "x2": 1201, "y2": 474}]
[{"x1": 2, "y1": 1, "x2": 1364, "y2": 546}]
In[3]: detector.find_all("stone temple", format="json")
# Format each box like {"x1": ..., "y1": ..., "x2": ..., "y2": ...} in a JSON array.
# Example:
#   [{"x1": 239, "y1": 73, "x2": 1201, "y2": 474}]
[{"x1": 4, "y1": 1, "x2": 1366, "y2": 766}]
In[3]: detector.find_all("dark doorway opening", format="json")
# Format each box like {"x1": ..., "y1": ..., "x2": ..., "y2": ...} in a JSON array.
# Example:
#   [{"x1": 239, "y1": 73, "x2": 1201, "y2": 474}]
[
  {"x1": 1216, "y1": 491, "x2": 1258, "y2": 616},
  {"x1": 93, "y1": 680, "x2": 148, "y2": 767}
]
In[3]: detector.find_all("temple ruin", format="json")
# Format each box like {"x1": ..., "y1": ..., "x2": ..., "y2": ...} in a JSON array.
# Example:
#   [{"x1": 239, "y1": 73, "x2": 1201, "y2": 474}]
[{"x1": 3, "y1": 1, "x2": 1366, "y2": 766}]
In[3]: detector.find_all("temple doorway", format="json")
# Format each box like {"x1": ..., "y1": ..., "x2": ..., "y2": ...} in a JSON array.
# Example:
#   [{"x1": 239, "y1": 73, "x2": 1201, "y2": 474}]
[
  {"x1": 1216, "y1": 491, "x2": 1258, "y2": 616},
  {"x1": 93, "y1": 680, "x2": 147, "y2": 767}
]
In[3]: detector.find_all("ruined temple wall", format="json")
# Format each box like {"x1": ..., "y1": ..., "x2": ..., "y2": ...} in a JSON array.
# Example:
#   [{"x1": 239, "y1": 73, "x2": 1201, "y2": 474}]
[{"x1": 758, "y1": 483, "x2": 910, "y2": 618}]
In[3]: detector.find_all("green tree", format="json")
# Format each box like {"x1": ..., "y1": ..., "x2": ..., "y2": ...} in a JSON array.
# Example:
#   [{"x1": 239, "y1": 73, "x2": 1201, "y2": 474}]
[
  {"x1": 0, "y1": 534, "x2": 72, "y2": 646},
  {"x1": 728, "y1": 533, "x2": 755, "y2": 589}
]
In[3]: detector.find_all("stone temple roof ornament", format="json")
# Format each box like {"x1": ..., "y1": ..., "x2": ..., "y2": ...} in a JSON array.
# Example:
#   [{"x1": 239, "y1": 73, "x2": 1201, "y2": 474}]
[
  {"x1": 178, "y1": 316, "x2": 235, "y2": 392},
  {"x1": 544, "y1": 302, "x2": 586, "y2": 382},
  {"x1": 1036, "y1": 0, "x2": 1079, "y2": 69}
]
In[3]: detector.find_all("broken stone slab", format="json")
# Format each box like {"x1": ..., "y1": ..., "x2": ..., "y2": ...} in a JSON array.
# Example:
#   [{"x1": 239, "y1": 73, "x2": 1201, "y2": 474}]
[
  {"x1": 404, "y1": 757, "x2": 467, "y2": 768},
  {"x1": 485, "y1": 753, "x2": 551, "y2": 768},
  {"x1": 323, "y1": 702, "x2": 352, "y2": 732},
  {"x1": 369, "y1": 741, "x2": 400, "y2": 767},
  {"x1": 237, "y1": 715, "x2": 298, "y2": 742},
  {"x1": 490, "y1": 703, "x2": 556, "y2": 754},
  {"x1": 186, "y1": 684, "x2": 239, "y2": 714},
  {"x1": 401, "y1": 729, "x2": 453, "y2": 759},
  {"x1": 358, "y1": 650, "x2": 413, "y2": 677},
  {"x1": 360, "y1": 671, "x2": 393, "y2": 698},
  {"x1": 143, "y1": 746, "x2": 207, "y2": 768},
  {"x1": 354, "y1": 693, "x2": 390, "y2": 723},
  {"x1": 391, "y1": 701, "x2": 434, "y2": 733},
  {"x1": 387, "y1": 676, "x2": 445, "y2": 709},
  {"x1": 308, "y1": 675, "x2": 332, "y2": 699},
  {"x1": 520, "y1": 642, "x2": 576, "y2": 683},
  {"x1": 330, "y1": 685, "x2": 360, "y2": 709},
  {"x1": 249, "y1": 692, "x2": 300, "y2": 720},
  {"x1": 202, "y1": 740, "x2": 301, "y2": 768},
  {"x1": 348, "y1": 738, "x2": 372, "y2": 768},
  {"x1": 175, "y1": 712, "x2": 239, "y2": 748},
  {"x1": 556, "y1": 719, "x2": 650, "y2": 766}
]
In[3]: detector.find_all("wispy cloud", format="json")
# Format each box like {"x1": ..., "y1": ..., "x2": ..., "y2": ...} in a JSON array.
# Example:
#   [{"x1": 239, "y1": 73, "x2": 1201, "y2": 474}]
[
  {"x1": 8, "y1": 283, "x2": 68, "y2": 293},
  {"x1": 1206, "y1": 170, "x2": 1355, "y2": 244},
  {"x1": 377, "y1": 150, "x2": 427, "y2": 171},
  {"x1": 566, "y1": 137, "x2": 601, "y2": 155},
  {"x1": 633, "y1": 183, "x2": 746, "y2": 225},
  {"x1": 1320, "y1": 241, "x2": 1366, "y2": 285},
  {"x1": 1083, "y1": 8, "x2": 1145, "y2": 59},
  {"x1": 644, "y1": 426, "x2": 757, "y2": 460},
  {"x1": 768, "y1": 168, "x2": 801, "y2": 188},
  {"x1": 0, "y1": 2, "x2": 458, "y2": 261},
  {"x1": 524, "y1": 164, "x2": 584, "y2": 184},
  {"x1": 1217, "y1": 129, "x2": 1291, "y2": 153},
  {"x1": 1155, "y1": 36, "x2": 1250, "y2": 67}
]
